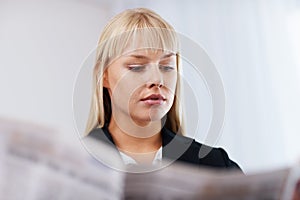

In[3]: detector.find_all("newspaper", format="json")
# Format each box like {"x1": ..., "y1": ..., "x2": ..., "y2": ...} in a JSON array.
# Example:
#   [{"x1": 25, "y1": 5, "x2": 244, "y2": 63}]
[
  {"x1": 124, "y1": 163, "x2": 300, "y2": 200},
  {"x1": 0, "y1": 118, "x2": 299, "y2": 200},
  {"x1": 0, "y1": 119, "x2": 124, "y2": 200}
]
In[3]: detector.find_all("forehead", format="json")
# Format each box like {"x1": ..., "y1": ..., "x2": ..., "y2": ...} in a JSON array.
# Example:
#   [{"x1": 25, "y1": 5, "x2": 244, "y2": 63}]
[
  {"x1": 103, "y1": 28, "x2": 179, "y2": 66},
  {"x1": 119, "y1": 29, "x2": 178, "y2": 56}
]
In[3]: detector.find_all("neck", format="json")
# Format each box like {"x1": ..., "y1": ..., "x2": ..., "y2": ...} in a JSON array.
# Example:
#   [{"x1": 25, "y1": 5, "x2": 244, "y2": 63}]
[{"x1": 108, "y1": 117, "x2": 162, "y2": 154}]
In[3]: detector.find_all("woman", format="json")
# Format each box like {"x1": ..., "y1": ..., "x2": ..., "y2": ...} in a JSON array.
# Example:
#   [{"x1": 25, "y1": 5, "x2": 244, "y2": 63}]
[{"x1": 84, "y1": 8, "x2": 241, "y2": 171}]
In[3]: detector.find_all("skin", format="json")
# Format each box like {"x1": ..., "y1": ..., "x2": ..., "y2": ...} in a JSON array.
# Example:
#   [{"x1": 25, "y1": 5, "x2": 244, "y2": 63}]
[{"x1": 103, "y1": 49, "x2": 177, "y2": 164}]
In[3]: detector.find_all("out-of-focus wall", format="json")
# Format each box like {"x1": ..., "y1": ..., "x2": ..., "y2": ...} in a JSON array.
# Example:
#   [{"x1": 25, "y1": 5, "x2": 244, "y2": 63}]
[{"x1": 0, "y1": 0, "x2": 112, "y2": 143}]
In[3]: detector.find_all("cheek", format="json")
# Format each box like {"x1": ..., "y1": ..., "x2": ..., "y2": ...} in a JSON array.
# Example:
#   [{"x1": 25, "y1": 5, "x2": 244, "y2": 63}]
[
  {"x1": 109, "y1": 71, "x2": 143, "y2": 102},
  {"x1": 164, "y1": 73, "x2": 177, "y2": 93}
]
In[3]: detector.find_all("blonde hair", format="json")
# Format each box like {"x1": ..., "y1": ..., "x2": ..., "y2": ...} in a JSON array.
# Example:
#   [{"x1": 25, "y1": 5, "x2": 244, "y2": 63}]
[{"x1": 85, "y1": 8, "x2": 184, "y2": 136}]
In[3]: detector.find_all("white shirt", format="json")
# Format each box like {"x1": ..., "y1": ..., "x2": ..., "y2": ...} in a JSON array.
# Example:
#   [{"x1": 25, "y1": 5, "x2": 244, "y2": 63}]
[{"x1": 119, "y1": 146, "x2": 162, "y2": 165}]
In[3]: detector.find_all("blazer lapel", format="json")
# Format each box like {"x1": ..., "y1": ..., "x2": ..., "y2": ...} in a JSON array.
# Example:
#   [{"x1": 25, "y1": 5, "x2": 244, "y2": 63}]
[{"x1": 161, "y1": 127, "x2": 199, "y2": 164}]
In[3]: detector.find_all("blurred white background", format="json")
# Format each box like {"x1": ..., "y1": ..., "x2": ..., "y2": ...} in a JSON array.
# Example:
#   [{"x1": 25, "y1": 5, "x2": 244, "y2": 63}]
[{"x1": 1, "y1": 0, "x2": 299, "y2": 173}]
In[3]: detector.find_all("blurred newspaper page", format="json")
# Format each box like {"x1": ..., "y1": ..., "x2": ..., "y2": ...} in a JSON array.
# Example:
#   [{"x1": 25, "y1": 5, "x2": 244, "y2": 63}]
[
  {"x1": 124, "y1": 159, "x2": 300, "y2": 200},
  {"x1": 1, "y1": 118, "x2": 299, "y2": 200},
  {"x1": 0, "y1": 118, "x2": 124, "y2": 200}
]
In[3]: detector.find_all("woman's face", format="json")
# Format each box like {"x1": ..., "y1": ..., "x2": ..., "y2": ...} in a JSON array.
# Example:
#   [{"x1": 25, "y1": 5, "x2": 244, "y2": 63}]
[{"x1": 103, "y1": 49, "x2": 177, "y2": 126}]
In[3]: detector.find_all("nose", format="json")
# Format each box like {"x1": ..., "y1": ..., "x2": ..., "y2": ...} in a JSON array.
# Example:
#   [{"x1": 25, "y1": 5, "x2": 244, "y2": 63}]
[
  {"x1": 149, "y1": 82, "x2": 163, "y2": 88},
  {"x1": 147, "y1": 64, "x2": 164, "y2": 89}
]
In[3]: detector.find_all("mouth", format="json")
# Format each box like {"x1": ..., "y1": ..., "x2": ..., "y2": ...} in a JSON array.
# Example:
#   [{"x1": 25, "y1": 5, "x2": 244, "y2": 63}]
[{"x1": 140, "y1": 94, "x2": 166, "y2": 105}]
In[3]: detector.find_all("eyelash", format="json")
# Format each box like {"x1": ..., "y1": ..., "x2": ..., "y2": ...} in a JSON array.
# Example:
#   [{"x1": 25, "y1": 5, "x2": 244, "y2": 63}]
[
  {"x1": 160, "y1": 65, "x2": 175, "y2": 71},
  {"x1": 127, "y1": 65, "x2": 175, "y2": 72},
  {"x1": 128, "y1": 65, "x2": 146, "y2": 72}
]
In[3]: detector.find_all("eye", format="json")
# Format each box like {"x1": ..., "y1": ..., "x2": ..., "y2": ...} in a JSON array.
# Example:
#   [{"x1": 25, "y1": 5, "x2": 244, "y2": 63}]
[
  {"x1": 127, "y1": 64, "x2": 146, "y2": 72},
  {"x1": 159, "y1": 65, "x2": 175, "y2": 72}
]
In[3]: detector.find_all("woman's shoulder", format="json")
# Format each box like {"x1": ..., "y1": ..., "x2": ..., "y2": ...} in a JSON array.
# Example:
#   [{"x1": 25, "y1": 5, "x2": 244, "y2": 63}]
[{"x1": 162, "y1": 127, "x2": 242, "y2": 171}]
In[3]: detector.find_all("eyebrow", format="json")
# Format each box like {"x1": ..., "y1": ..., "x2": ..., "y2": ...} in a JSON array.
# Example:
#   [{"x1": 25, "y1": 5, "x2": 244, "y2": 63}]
[
  {"x1": 127, "y1": 52, "x2": 176, "y2": 59},
  {"x1": 161, "y1": 53, "x2": 176, "y2": 59}
]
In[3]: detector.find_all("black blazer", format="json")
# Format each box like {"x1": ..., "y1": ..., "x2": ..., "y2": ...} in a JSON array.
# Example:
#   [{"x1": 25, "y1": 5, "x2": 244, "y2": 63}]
[{"x1": 87, "y1": 125, "x2": 241, "y2": 171}]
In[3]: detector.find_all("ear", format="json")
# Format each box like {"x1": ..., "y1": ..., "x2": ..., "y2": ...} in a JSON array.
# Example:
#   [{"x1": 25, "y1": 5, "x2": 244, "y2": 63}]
[{"x1": 102, "y1": 70, "x2": 109, "y2": 88}]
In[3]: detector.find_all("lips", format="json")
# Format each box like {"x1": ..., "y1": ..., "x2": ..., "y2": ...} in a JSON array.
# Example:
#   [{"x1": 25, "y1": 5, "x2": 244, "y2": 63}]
[{"x1": 141, "y1": 94, "x2": 166, "y2": 105}]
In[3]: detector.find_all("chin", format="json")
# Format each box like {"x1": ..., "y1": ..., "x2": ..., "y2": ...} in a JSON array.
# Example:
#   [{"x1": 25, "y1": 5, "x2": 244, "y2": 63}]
[
  {"x1": 130, "y1": 113, "x2": 165, "y2": 124},
  {"x1": 129, "y1": 106, "x2": 169, "y2": 123}
]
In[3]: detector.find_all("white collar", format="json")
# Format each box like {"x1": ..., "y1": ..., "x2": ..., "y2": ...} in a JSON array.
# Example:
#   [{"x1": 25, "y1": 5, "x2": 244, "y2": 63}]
[{"x1": 119, "y1": 146, "x2": 162, "y2": 165}]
